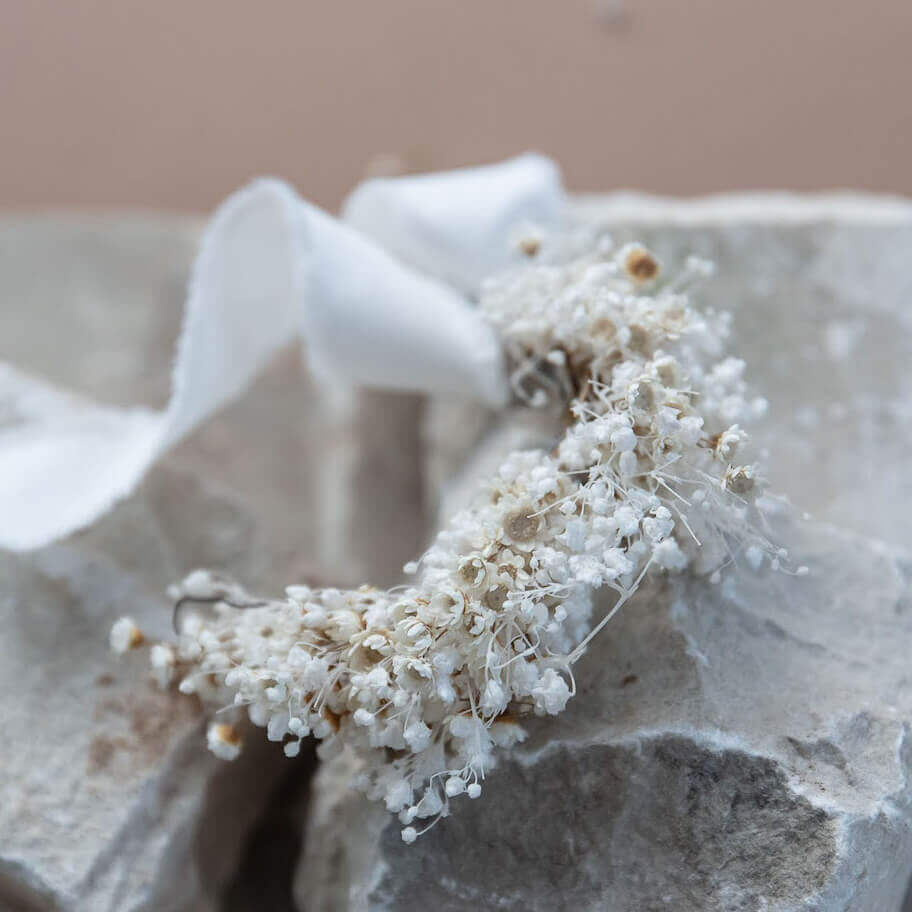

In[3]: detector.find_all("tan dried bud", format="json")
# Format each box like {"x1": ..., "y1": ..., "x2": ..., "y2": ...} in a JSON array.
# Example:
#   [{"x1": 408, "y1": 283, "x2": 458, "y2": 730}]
[
  {"x1": 724, "y1": 465, "x2": 756, "y2": 496},
  {"x1": 504, "y1": 508, "x2": 541, "y2": 543},
  {"x1": 627, "y1": 323, "x2": 651, "y2": 353},
  {"x1": 214, "y1": 722, "x2": 241, "y2": 746},
  {"x1": 518, "y1": 236, "x2": 541, "y2": 257},
  {"x1": 483, "y1": 585, "x2": 509, "y2": 612},
  {"x1": 591, "y1": 317, "x2": 617, "y2": 340},
  {"x1": 623, "y1": 245, "x2": 660, "y2": 282},
  {"x1": 458, "y1": 556, "x2": 487, "y2": 587}
]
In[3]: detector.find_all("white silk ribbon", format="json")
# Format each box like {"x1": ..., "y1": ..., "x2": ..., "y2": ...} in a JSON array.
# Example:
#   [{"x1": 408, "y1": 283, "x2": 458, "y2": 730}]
[{"x1": 0, "y1": 154, "x2": 566, "y2": 551}]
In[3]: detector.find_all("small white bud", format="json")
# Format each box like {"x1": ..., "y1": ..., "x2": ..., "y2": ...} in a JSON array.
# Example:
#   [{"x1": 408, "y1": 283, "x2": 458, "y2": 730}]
[
  {"x1": 206, "y1": 722, "x2": 242, "y2": 761},
  {"x1": 354, "y1": 708, "x2": 374, "y2": 726},
  {"x1": 444, "y1": 776, "x2": 466, "y2": 798},
  {"x1": 109, "y1": 617, "x2": 144, "y2": 654},
  {"x1": 283, "y1": 740, "x2": 301, "y2": 758}
]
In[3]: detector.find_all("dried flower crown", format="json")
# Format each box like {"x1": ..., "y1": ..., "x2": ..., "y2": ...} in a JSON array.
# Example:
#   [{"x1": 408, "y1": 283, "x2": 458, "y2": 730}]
[{"x1": 112, "y1": 232, "x2": 799, "y2": 842}]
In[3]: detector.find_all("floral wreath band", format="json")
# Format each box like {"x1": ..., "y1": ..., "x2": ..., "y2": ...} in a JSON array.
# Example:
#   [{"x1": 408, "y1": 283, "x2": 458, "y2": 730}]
[{"x1": 95, "y1": 158, "x2": 799, "y2": 842}]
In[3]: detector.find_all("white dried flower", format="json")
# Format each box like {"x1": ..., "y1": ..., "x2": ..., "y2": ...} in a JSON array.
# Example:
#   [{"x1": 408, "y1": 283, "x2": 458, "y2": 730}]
[
  {"x1": 149, "y1": 643, "x2": 176, "y2": 687},
  {"x1": 207, "y1": 722, "x2": 243, "y2": 761},
  {"x1": 109, "y1": 616, "x2": 144, "y2": 654},
  {"x1": 115, "y1": 238, "x2": 787, "y2": 841}
]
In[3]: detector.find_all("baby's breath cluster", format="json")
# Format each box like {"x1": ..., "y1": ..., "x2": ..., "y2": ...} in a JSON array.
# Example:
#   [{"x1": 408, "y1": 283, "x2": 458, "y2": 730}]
[{"x1": 113, "y1": 237, "x2": 793, "y2": 842}]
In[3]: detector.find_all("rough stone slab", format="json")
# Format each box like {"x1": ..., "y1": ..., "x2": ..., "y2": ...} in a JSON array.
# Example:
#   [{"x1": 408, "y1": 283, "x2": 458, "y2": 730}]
[
  {"x1": 425, "y1": 196, "x2": 912, "y2": 551},
  {"x1": 304, "y1": 195, "x2": 912, "y2": 911},
  {"x1": 0, "y1": 217, "x2": 425, "y2": 910},
  {"x1": 0, "y1": 467, "x2": 287, "y2": 912},
  {"x1": 295, "y1": 519, "x2": 912, "y2": 911},
  {"x1": 575, "y1": 194, "x2": 912, "y2": 551}
]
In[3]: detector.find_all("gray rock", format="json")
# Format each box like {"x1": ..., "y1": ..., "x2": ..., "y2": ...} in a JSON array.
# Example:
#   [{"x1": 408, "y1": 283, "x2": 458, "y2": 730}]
[
  {"x1": 427, "y1": 195, "x2": 912, "y2": 550},
  {"x1": 8, "y1": 198, "x2": 912, "y2": 909},
  {"x1": 0, "y1": 469, "x2": 288, "y2": 912},
  {"x1": 295, "y1": 519, "x2": 912, "y2": 912},
  {"x1": 0, "y1": 217, "x2": 425, "y2": 910},
  {"x1": 575, "y1": 194, "x2": 912, "y2": 551},
  {"x1": 301, "y1": 195, "x2": 912, "y2": 912}
]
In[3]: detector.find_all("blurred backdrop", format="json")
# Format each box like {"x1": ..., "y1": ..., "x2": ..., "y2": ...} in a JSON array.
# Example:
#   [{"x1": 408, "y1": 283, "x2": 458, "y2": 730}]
[{"x1": 1, "y1": 0, "x2": 911, "y2": 213}]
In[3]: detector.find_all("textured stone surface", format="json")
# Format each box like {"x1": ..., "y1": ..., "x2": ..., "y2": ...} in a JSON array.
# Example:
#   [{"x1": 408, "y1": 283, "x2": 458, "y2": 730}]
[
  {"x1": 301, "y1": 197, "x2": 912, "y2": 912},
  {"x1": 576, "y1": 195, "x2": 912, "y2": 551},
  {"x1": 296, "y1": 519, "x2": 912, "y2": 911},
  {"x1": 0, "y1": 217, "x2": 425, "y2": 910},
  {"x1": 426, "y1": 197, "x2": 912, "y2": 550},
  {"x1": 0, "y1": 467, "x2": 287, "y2": 912},
  {"x1": 7, "y1": 199, "x2": 912, "y2": 909}
]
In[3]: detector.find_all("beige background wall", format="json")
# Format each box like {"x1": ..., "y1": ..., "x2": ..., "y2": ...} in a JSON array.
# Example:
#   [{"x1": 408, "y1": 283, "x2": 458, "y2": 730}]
[{"x1": 1, "y1": 0, "x2": 911, "y2": 213}]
